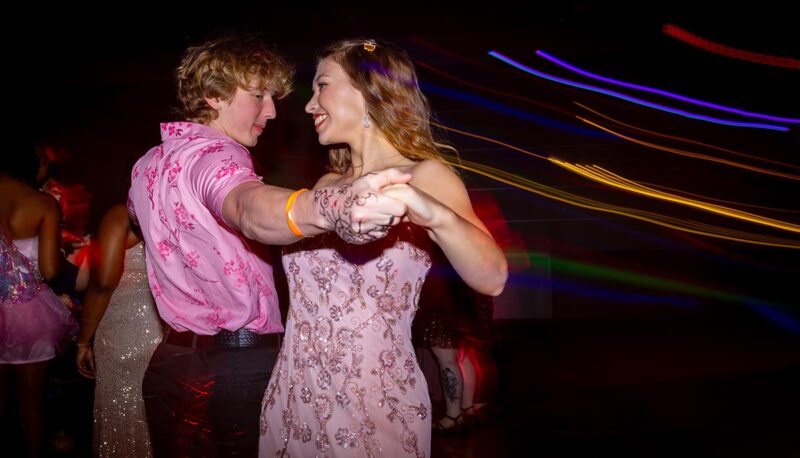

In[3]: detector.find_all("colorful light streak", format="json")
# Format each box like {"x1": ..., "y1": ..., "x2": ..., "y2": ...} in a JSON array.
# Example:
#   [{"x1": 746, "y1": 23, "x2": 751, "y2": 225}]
[
  {"x1": 663, "y1": 24, "x2": 800, "y2": 70},
  {"x1": 506, "y1": 252, "x2": 797, "y2": 309},
  {"x1": 746, "y1": 304, "x2": 800, "y2": 333},
  {"x1": 431, "y1": 122, "x2": 800, "y2": 249},
  {"x1": 416, "y1": 60, "x2": 572, "y2": 117},
  {"x1": 536, "y1": 50, "x2": 800, "y2": 124},
  {"x1": 409, "y1": 35, "x2": 487, "y2": 67},
  {"x1": 410, "y1": 40, "x2": 798, "y2": 316},
  {"x1": 508, "y1": 251, "x2": 790, "y2": 308},
  {"x1": 419, "y1": 69, "x2": 799, "y2": 215},
  {"x1": 550, "y1": 158, "x2": 800, "y2": 235},
  {"x1": 420, "y1": 81, "x2": 608, "y2": 138},
  {"x1": 450, "y1": 154, "x2": 800, "y2": 249},
  {"x1": 488, "y1": 51, "x2": 790, "y2": 132},
  {"x1": 641, "y1": 181, "x2": 800, "y2": 215},
  {"x1": 577, "y1": 117, "x2": 800, "y2": 181},
  {"x1": 510, "y1": 268, "x2": 700, "y2": 307},
  {"x1": 575, "y1": 103, "x2": 800, "y2": 172}
]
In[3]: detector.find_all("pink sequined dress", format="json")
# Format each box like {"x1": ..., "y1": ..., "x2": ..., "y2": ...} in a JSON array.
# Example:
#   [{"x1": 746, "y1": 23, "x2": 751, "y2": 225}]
[
  {"x1": 1, "y1": 236, "x2": 78, "y2": 364},
  {"x1": 259, "y1": 224, "x2": 433, "y2": 458}
]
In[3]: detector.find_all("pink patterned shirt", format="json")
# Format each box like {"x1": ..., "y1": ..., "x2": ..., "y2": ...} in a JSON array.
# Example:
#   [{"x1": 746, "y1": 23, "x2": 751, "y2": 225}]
[{"x1": 128, "y1": 122, "x2": 282, "y2": 335}]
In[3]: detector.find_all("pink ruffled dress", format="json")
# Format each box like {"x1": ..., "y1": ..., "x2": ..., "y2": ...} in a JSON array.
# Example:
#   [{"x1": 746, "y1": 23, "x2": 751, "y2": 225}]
[{"x1": 1, "y1": 236, "x2": 78, "y2": 364}]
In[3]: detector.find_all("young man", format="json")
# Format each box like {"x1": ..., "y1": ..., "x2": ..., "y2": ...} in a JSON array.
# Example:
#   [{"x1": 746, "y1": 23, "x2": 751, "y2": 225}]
[{"x1": 128, "y1": 34, "x2": 410, "y2": 457}]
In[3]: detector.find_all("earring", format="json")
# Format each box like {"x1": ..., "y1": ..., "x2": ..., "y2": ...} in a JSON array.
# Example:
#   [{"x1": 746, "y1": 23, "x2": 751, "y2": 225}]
[{"x1": 362, "y1": 110, "x2": 372, "y2": 129}]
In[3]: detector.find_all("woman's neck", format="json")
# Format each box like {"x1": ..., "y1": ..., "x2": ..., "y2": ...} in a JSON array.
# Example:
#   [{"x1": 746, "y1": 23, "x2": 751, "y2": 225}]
[{"x1": 348, "y1": 135, "x2": 411, "y2": 178}]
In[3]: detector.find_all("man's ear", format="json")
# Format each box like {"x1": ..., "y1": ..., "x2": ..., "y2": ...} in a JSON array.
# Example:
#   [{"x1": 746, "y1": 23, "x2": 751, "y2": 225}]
[{"x1": 204, "y1": 95, "x2": 223, "y2": 110}]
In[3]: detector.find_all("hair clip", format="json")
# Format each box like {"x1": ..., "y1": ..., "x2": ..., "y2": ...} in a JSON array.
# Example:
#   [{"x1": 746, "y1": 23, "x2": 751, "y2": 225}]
[{"x1": 363, "y1": 40, "x2": 377, "y2": 52}]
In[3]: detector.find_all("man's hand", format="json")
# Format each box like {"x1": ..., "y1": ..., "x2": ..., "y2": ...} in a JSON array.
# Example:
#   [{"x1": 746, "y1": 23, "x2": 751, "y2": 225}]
[{"x1": 315, "y1": 168, "x2": 411, "y2": 244}]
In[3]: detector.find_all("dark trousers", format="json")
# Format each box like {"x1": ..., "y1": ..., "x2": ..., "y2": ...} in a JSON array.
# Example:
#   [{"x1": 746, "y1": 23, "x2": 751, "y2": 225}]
[{"x1": 142, "y1": 336, "x2": 278, "y2": 458}]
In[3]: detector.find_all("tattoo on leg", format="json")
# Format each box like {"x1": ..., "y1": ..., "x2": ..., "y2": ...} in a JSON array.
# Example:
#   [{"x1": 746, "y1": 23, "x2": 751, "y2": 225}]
[
  {"x1": 314, "y1": 185, "x2": 379, "y2": 244},
  {"x1": 441, "y1": 368, "x2": 461, "y2": 401}
]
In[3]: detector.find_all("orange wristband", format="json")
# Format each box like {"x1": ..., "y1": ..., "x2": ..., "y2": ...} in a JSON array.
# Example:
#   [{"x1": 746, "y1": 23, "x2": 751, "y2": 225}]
[{"x1": 285, "y1": 188, "x2": 308, "y2": 238}]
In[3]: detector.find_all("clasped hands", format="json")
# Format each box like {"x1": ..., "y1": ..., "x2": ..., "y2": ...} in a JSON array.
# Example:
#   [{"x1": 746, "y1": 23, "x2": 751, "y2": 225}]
[{"x1": 331, "y1": 168, "x2": 437, "y2": 244}]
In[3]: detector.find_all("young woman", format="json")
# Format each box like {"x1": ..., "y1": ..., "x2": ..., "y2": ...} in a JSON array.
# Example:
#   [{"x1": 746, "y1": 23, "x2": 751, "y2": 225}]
[
  {"x1": 75, "y1": 204, "x2": 163, "y2": 457},
  {"x1": 259, "y1": 38, "x2": 507, "y2": 457},
  {"x1": 1, "y1": 142, "x2": 78, "y2": 458}
]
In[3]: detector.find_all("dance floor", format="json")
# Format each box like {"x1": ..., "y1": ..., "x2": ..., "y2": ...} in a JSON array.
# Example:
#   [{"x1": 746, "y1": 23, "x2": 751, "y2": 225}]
[{"x1": 4, "y1": 309, "x2": 800, "y2": 457}]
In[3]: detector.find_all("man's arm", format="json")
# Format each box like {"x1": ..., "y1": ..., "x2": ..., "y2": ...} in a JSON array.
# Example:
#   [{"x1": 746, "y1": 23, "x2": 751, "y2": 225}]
[{"x1": 221, "y1": 169, "x2": 412, "y2": 245}]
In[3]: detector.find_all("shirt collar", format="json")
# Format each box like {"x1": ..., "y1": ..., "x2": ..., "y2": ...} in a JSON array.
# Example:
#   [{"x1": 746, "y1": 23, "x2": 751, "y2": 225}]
[{"x1": 160, "y1": 122, "x2": 228, "y2": 141}]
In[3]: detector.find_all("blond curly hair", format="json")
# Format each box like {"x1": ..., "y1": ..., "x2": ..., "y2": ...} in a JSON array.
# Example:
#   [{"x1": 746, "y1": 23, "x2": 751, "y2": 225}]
[{"x1": 175, "y1": 33, "x2": 294, "y2": 124}]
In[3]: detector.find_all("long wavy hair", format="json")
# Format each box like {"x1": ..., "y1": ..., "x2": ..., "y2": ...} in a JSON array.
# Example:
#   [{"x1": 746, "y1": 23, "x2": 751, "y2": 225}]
[{"x1": 317, "y1": 38, "x2": 455, "y2": 173}]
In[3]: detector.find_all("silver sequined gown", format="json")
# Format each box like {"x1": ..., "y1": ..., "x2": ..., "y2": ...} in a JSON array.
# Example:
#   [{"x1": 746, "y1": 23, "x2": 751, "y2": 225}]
[{"x1": 93, "y1": 242, "x2": 164, "y2": 457}]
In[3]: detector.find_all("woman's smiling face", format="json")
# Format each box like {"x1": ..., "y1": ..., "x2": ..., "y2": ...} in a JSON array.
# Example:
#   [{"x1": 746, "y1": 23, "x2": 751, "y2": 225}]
[{"x1": 305, "y1": 58, "x2": 368, "y2": 146}]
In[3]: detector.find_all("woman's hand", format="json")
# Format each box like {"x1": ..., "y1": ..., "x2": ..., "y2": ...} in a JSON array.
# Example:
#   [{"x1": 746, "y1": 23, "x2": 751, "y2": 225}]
[
  {"x1": 75, "y1": 343, "x2": 96, "y2": 379},
  {"x1": 381, "y1": 183, "x2": 443, "y2": 229}
]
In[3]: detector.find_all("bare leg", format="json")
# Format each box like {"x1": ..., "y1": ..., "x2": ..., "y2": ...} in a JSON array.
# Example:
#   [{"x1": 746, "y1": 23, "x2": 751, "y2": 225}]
[
  {"x1": 464, "y1": 348, "x2": 496, "y2": 424},
  {"x1": 431, "y1": 347, "x2": 463, "y2": 428},
  {"x1": 15, "y1": 361, "x2": 49, "y2": 458},
  {"x1": 475, "y1": 347, "x2": 499, "y2": 407},
  {"x1": 458, "y1": 347, "x2": 477, "y2": 410},
  {"x1": 0, "y1": 365, "x2": 8, "y2": 420},
  {"x1": 0, "y1": 365, "x2": 11, "y2": 456}
]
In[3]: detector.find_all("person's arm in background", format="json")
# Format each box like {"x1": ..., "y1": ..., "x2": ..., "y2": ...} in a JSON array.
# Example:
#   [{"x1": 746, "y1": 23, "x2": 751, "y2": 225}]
[
  {"x1": 68, "y1": 235, "x2": 93, "y2": 292},
  {"x1": 75, "y1": 205, "x2": 139, "y2": 379},
  {"x1": 33, "y1": 191, "x2": 63, "y2": 281}
]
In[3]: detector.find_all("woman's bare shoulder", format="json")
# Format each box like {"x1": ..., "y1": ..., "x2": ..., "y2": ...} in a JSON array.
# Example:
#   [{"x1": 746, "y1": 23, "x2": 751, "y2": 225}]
[
  {"x1": 409, "y1": 159, "x2": 461, "y2": 187},
  {"x1": 20, "y1": 189, "x2": 60, "y2": 214}
]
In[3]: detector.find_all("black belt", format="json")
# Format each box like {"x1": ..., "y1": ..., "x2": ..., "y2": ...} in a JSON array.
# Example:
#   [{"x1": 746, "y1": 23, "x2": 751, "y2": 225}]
[{"x1": 164, "y1": 328, "x2": 281, "y2": 349}]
